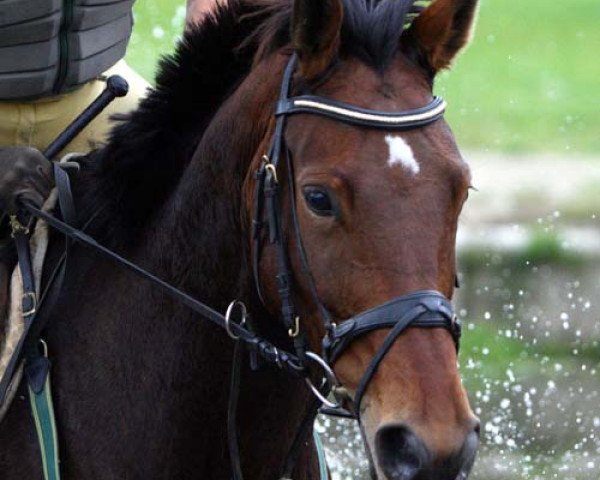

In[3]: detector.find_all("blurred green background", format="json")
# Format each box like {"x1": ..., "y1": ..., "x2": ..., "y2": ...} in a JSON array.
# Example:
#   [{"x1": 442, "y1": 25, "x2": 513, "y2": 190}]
[
  {"x1": 127, "y1": 0, "x2": 600, "y2": 154},
  {"x1": 437, "y1": 0, "x2": 600, "y2": 153},
  {"x1": 126, "y1": 2, "x2": 600, "y2": 479}
]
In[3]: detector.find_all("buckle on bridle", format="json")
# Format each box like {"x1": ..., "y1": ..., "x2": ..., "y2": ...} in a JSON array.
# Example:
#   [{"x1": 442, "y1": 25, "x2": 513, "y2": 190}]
[
  {"x1": 9, "y1": 215, "x2": 30, "y2": 237},
  {"x1": 272, "y1": 347, "x2": 283, "y2": 369},
  {"x1": 288, "y1": 316, "x2": 300, "y2": 338},
  {"x1": 262, "y1": 155, "x2": 279, "y2": 185},
  {"x1": 39, "y1": 339, "x2": 49, "y2": 358},
  {"x1": 22, "y1": 291, "x2": 37, "y2": 317}
]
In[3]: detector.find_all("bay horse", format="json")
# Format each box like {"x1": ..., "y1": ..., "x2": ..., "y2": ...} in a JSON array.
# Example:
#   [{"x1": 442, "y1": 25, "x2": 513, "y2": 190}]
[{"x1": 0, "y1": 0, "x2": 480, "y2": 478}]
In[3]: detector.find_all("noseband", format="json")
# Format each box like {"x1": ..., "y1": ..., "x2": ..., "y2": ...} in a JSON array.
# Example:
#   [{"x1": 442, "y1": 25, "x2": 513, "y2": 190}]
[{"x1": 253, "y1": 54, "x2": 461, "y2": 416}]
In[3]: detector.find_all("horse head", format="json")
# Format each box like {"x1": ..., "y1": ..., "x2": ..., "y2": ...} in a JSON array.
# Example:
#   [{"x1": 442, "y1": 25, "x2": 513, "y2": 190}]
[{"x1": 244, "y1": 1, "x2": 480, "y2": 478}]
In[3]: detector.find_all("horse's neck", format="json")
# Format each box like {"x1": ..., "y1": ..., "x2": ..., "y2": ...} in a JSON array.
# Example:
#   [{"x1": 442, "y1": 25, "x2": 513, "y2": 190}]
[
  {"x1": 139, "y1": 57, "x2": 317, "y2": 477},
  {"x1": 31, "y1": 56, "x2": 314, "y2": 478}
]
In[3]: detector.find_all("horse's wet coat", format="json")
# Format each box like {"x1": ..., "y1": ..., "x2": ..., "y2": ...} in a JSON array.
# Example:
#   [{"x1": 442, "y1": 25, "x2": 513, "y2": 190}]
[{"x1": 0, "y1": 1, "x2": 480, "y2": 478}]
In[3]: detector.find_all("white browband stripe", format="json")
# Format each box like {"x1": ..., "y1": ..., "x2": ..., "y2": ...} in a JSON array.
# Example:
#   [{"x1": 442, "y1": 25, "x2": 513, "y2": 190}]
[{"x1": 291, "y1": 98, "x2": 447, "y2": 124}]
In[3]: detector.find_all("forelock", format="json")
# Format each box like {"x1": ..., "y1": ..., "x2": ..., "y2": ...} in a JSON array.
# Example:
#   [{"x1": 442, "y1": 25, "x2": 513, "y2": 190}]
[{"x1": 248, "y1": 0, "x2": 433, "y2": 70}]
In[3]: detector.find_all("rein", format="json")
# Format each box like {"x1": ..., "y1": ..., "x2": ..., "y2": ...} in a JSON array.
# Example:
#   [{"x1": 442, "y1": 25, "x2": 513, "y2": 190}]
[{"x1": 1, "y1": 54, "x2": 462, "y2": 480}]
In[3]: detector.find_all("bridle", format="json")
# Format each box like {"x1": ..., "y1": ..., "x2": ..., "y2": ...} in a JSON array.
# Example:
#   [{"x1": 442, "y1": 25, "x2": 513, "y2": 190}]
[
  {"x1": 0, "y1": 53, "x2": 463, "y2": 480},
  {"x1": 252, "y1": 53, "x2": 461, "y2": 418},
  {"x1": 245, "y1": 54, "x2": 462, "y2": 479}
]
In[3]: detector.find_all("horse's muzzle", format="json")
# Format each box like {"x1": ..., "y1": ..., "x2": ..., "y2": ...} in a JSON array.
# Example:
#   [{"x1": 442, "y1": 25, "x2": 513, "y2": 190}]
[{"x1": 374, "y1": 423, "x2": 479, "y2": 480}]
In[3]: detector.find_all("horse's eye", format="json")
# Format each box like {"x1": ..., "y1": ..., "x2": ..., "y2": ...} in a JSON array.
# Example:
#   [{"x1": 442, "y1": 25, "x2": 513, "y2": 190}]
[{"x1": 303, "y1": 187, "x2": 334, "y2": 216}]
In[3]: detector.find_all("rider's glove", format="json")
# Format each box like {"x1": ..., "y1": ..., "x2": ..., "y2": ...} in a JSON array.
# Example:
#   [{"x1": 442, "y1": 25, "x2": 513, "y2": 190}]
[{"x1": 0, "y1": 147, "x2": 54, "y2": 214}]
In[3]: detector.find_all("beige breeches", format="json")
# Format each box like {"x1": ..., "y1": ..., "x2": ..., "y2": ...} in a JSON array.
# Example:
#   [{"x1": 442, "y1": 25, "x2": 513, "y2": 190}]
[{"x1": 0, "y1": 60, "x2": 150, "y2": 155}]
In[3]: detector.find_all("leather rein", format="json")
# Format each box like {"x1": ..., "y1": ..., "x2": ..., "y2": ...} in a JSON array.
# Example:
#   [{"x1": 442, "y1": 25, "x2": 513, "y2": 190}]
[{"x1": 1, "y1": 54, "x2": 461, "y2": 480}]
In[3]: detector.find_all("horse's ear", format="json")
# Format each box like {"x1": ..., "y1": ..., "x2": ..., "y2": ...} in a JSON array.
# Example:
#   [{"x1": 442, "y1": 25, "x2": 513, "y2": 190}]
[
  {"x1": 291, "y1": 0, "x2": 344, "y2": 79},
  {"x1": 404, "y1": 0, "x2": 479, "y2": 73}
]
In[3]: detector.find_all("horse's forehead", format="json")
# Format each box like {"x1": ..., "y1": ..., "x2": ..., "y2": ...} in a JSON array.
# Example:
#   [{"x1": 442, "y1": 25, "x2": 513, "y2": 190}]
[
  {"x1": 316, "y1": 55, "x2": 433, "y2": 108},
  {"x1": 285, "y1": 56, "x2": 467, "y2": 183},
  {"x1": 288, "y1": 118, "x2": 457, "y2": 179}
]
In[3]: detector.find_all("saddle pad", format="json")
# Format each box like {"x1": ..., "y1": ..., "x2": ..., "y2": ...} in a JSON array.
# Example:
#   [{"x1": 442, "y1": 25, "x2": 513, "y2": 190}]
[{"x1": 0, "y1": 190, "x2": 57, "y2": 422}]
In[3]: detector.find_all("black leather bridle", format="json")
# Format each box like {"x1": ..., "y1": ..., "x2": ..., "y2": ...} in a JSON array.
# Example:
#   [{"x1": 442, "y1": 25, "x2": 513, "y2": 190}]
[
  {"x1": 0, "y1": 53, "x2": 463, "y2": 480},
  {"x1": 252, "y1": 54, "x2": 461, "y2": 418}
]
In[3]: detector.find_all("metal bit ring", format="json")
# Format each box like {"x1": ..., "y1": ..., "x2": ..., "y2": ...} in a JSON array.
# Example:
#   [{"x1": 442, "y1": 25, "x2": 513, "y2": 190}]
[
  {"x1": 304, "y1": 351, "x2": 341, "y2": 409},
  {"x1": 225, "y1": 300, "x2": 248, "y2": 340}
]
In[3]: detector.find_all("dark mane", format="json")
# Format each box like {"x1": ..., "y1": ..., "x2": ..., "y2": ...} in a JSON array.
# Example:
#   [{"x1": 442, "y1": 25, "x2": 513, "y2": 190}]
[
  {"x1": 249, "y1": 0, "x2": 429, "y2": 69},
  {"x1": 76, "y1": 0, "x2": 265, "y2": 245},
  {"x1": 75, "y1": 0, "x2": 426, "y2": 246}
]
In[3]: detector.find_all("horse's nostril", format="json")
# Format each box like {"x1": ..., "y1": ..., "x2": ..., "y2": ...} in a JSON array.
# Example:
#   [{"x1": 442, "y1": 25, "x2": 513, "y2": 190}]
[
  {"x1": 375, "y1": 425, "x2": 430, "y2": 480},
  {"x1": 454, "y1": 430, "x2": 479, "y2": 477},
  {"x1": 442, "y1": 430, "x2": 479, "y2": 480},
  {"x1": 375, "y1": 425, "x2": 480, "y2": 480},
  {"x1": 473, "y1": 421, "x2": 481, "y2": 437}
]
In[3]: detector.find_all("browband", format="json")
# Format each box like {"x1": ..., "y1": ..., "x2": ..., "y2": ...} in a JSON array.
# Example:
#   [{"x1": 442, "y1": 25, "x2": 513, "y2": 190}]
[{"x1": 276, "y1": 95, "x2": 446, "y2": 129}]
